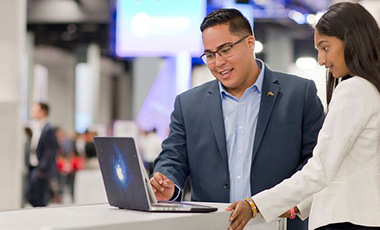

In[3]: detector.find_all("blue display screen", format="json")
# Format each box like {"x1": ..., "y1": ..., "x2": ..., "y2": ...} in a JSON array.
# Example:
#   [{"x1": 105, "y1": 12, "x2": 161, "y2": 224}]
[{"x1": 114, "y1": 0, "x2": 206, "y2": 57}]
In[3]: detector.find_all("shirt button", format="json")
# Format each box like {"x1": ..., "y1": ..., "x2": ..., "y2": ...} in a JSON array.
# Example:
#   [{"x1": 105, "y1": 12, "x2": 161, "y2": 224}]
[
  {"x1": 239, "y1": 126, "x2": 243, "y2": 130},
  {"x1": 238, "y1": 150, "x2": 242, "y2": 154},
  {"x1": 237, "y1": 176, "x2": 241, "y2": 179},
  {"x1": 241, "y1": 101, "x2": 245, "y2": 105}
]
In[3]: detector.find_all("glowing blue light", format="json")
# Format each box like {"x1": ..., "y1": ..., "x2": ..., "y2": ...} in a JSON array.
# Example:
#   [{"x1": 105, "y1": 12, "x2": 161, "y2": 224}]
[
  {"x1": 288, "y1": 10, "x2": 305, "y2": 24},
  {"x1": 115, "y1": 0, "x2": 206, "y2": 57},
  {"x1": 111, "y1": 144, "x2": 129, "y2": 193},
  {"x1": 306, "y1": 14, "x2": 316, "y2": 25}
]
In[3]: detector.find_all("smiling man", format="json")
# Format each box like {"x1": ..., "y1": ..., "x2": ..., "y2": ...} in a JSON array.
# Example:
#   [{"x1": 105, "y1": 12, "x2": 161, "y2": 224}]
[{"x1": 150, "y1": 8, "x2": 325, "y2": 230}]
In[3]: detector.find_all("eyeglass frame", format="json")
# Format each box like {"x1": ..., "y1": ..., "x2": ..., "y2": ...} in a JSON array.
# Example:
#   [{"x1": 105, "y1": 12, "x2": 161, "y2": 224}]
[{"x1": 200, "y1": 35, "x2": 250, "y2": 64}]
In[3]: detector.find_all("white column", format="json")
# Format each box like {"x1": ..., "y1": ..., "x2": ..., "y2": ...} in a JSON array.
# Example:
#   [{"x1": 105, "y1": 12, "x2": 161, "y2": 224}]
[
  {"x1": 265, "y1": 27, "x2": 294, "y2": 72},
  {"x1": 175, "y1": 52, "x2": 192, "y2": 95},
  {"x1": 0, "y1": 0, "x2": 26, "y2": 210},
  {"x1": 75, "y1": 63, "x2": 93, "y2": 133},
  {"x1": 24, "y1": 32, "x2": 35, "y2": 120},
  {"x1": 132, "y1": 57, "x2": 161, "y2": 119},
  {"x1": 87, "y1": 44, "x2": 101, "y2": 124},
  {"x1": 75, "y1": 44, "x2": 101, "y2": 133}
]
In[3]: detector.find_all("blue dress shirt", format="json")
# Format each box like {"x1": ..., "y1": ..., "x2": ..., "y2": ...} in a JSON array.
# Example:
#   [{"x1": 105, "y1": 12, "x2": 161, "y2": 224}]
[{"x1": 219, "y1": 59, "x2": 265, "y2": 202}]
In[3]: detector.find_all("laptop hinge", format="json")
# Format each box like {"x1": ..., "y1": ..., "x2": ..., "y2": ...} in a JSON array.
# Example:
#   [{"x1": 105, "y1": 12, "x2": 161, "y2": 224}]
[{"x1": 145, "y1": 178, "x2": 157, "y2": 204}]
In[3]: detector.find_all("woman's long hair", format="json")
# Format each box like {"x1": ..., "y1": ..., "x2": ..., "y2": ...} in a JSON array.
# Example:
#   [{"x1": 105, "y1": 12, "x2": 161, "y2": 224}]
[{"x1": 316, "y1": 2, "x2": 380, "y2": 105}]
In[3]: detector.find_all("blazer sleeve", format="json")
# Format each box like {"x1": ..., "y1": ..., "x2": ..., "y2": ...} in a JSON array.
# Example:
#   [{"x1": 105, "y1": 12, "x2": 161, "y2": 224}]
[
  {"x1": 153, "y1": 95, "x2": 189, "y2": 190},
  {"x1": 297, "y1": 79, "x2": 325, "y2": 172},
  {"x1": 252, "y1": 79, "x2": 371, "y2": 222},
  {"x1": 297, "y1": 196, "x2": 313, "y2": 220}
]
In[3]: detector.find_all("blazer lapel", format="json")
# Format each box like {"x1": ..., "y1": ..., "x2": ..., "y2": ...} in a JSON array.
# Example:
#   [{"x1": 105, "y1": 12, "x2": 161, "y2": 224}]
[
  {"x1": 252, "y1": 67, "x2": 280, "y2": 162},
  {"x1": 204, "y1": 81, "x2": 229, "y2": 171}
]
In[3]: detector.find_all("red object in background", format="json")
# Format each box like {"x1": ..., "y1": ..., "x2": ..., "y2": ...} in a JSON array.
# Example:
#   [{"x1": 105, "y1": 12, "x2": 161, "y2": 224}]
[
  {"x1": 57, "y1": 157, "x2": 71, "y2": 173},
  {"x1": 71, "y1": 156, "x2": 85, "y2": 171},
  {"x1": 57, "y1": 156, "x2": 85, "y2": 173}
]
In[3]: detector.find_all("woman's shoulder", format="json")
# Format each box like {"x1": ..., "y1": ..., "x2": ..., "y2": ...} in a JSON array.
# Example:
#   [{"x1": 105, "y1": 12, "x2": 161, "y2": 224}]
[
  {"x1": 338, "y1": 76, "x2": 374, "y2": 88},
  {"x1": 336, "y1": 76, "x2": 378, "y2": 96},
  {"x1": 334, "y1": 76, "x2": 380, "y2": 109}
]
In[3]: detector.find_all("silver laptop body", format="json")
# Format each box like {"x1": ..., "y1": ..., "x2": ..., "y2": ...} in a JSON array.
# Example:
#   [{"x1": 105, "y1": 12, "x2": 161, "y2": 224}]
[{"x1": 94, "y1": 137, "x2": 217, "y2": 213}]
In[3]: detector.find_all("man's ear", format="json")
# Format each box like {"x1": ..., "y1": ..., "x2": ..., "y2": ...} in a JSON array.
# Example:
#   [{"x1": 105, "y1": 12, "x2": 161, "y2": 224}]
[{"x1": 246, "y1": 35, "x2": 255, "y2": 51}]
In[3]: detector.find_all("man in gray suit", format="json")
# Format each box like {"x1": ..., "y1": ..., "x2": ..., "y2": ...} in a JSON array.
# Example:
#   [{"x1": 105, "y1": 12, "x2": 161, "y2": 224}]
[{"x1": 150, "y1": 8, "x2": 324, "y2": 229}]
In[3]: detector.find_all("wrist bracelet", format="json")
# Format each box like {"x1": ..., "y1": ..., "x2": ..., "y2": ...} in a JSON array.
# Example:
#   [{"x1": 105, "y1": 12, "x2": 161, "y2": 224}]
[
  {"x1": 244, "y1": 197, "x2": 258, "y2": 218},
  {"x1": 289, "y1": 207, "x2": 296, "y2": 219}
]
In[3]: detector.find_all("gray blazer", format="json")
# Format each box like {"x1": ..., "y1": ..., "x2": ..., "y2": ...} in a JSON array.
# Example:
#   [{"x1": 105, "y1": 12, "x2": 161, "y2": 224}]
[{"x1": 154, "y1": 65, "x2": 325, "y2": 229}]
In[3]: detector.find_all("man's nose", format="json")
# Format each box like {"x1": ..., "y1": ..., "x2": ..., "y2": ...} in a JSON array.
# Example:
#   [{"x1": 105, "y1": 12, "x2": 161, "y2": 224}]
[{"x1": 214, "y1": 53, "x2": 226, "y2": 66}]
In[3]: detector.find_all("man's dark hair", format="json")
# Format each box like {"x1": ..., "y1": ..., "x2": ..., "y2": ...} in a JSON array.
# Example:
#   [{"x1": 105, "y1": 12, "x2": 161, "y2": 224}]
[
  {"x1": 38, "y1": 102, "x2": 50, "y2": 116},
  {"x1": 316, "y1": 2, "x2": 380, "y2": 104},
  {"x1": 200, "y1": 8, "x2": 253, "y2": 36}
]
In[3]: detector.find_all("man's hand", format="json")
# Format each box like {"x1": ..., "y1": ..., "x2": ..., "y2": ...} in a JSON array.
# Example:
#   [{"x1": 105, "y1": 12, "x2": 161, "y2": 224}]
[
  {"x1": 226, "y1": 201, "x2": 252, "y2": 230},
  {"x1": 150, "y1": 172, "x2": 175, "y2": 201}
]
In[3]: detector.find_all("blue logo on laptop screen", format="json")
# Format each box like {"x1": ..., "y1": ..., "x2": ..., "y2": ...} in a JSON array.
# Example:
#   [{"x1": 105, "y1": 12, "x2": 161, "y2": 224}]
[{"x1": 111, "y1": 144, "x2": 130, "y2": 192}]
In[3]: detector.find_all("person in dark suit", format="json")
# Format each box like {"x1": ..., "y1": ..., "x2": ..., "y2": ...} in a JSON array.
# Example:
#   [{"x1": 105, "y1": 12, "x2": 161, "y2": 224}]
[
  {"x1": 150, "y1": 8, "x2": 324, "y2": 229},
  {"x1": 26, "y1": 102, "x2": 59, "y2": 207}
]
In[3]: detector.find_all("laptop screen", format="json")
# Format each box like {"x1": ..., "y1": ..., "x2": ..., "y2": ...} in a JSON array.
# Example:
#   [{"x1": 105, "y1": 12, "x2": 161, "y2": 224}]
[{"x1": 94, "y1": 137, "x2": 151, "y2": 211}]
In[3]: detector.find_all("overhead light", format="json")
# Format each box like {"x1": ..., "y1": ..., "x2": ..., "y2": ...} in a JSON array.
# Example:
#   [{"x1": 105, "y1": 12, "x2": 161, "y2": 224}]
[
  {"x1": 296, "y1": 57, "x2": 317, "y2": 70},
  {"x1": 288, "y1": 10, "x2": 305, "y2": 24},
  {"x1": 254, "y1": 0, "x2": 270, "y2": 5},
  {"x1": 306, "y1": 14, "x2": 316, "y2": 25},
  {"x1": 254, "y1": 40, "x2": 263, "y2": 53}
]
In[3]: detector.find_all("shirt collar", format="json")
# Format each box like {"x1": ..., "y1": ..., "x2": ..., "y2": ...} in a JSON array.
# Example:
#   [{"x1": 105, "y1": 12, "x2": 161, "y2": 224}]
[
  {"x1": 219, "y1": 58, "x2": 265, "y2": 97},
  {"x1": 36, "y1": 118, "x2": 48, "y2": 129}
]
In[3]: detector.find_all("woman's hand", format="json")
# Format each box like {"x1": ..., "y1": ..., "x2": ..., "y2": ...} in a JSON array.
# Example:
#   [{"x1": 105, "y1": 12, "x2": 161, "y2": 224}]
[
  {"x1": 226, "y1": 201, "x2": 253, "y2": 230},
  {"x1": 279, "y1": 206, "x2": 299, "y2": 218},
  {"x1": 279, "y1": 209, "x2": 291, "y2": 218}
]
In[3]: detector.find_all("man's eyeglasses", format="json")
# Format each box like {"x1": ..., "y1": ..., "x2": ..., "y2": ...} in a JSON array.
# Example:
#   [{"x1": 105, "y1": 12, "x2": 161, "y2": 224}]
[{"x1": 200, "y1": 35, "x2": 249, "y2": 65}]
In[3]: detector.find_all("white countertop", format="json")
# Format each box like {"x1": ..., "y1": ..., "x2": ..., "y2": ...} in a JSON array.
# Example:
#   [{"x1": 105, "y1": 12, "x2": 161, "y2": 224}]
[{"x1": 0, "y1": 202, "x2": 284, "y2": 230}]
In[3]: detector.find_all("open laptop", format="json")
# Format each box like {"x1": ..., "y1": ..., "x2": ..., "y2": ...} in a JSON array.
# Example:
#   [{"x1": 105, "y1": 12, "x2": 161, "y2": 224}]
[{"x1": 94, "y1": 137, "x2": 217, "y2": 213}]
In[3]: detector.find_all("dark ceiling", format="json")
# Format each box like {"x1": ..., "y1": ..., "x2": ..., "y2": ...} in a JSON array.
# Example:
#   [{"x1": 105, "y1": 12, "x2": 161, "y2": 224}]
[
  {"x1": 27, "y1": 0, "x2": 321, "y2": 60},
  {"x1": 27, "y1": 0, "x2": 112, "y2": 56}
]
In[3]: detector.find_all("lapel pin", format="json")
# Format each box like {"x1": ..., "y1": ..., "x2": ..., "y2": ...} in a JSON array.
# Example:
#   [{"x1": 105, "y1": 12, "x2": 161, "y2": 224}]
[{"x1": 267, "y1": 91, "x2": 274, "y2": 97}]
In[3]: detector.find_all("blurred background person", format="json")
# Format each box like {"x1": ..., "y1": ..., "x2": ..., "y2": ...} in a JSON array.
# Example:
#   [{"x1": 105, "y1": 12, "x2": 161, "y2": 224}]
[
  {"x1": 22, "y1": 127, "x2": 33, "y2": 207},
  {"x1": 25, "y1": 102, "x2": 59, "y2": 207},
  {"x1": 55, "y1": 127, "x2": 78, "y2": 203},
  {"x1": 83, "y1": 129, "x2": 98, "y2": 169}
]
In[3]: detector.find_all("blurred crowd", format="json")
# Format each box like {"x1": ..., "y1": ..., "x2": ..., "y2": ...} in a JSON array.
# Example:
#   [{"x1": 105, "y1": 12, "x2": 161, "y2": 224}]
[
  {"x1": 23, "y1": 103, "x2": 99, "y2": 207},
  {"x1": 22, "y1": 102, "x2": 162, "y2": 207}
]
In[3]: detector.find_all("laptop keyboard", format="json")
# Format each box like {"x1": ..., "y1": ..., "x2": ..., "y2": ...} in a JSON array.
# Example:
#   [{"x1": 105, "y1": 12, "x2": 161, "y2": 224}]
[{"x1": 153, "y1": 202, "x2": 187, "y2": 208}]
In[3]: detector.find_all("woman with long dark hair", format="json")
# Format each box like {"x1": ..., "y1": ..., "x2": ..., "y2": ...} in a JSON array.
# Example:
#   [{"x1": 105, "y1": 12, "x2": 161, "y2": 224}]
[{"x1": 227, "y1": 2, "x2": 380, "y2": 230}]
